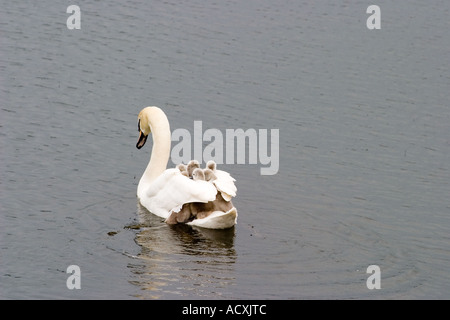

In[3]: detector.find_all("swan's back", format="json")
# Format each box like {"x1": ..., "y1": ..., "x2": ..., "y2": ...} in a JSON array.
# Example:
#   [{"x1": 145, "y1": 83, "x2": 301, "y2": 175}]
[{"x1": 139, "y1": 169, "x2": 217, "y2": 219}]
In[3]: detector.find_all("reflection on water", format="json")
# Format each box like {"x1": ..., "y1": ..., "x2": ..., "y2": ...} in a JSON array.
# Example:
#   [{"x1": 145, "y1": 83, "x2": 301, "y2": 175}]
[{"x1": 127, "y1": 203, "x2": 237, "y2": 298}]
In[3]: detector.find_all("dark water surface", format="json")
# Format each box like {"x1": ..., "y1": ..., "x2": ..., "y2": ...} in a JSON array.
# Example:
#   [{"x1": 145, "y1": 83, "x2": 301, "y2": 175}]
[{"x1": 1, "y1": 1, "x2": 449, "y2": 299}]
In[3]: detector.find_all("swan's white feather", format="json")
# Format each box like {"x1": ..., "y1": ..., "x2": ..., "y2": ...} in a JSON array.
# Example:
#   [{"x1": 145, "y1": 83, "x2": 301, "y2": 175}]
[
  {"x1": 140, "y1": 168, "x2": 217, "y2": 219},
  {"x1": 213, "y1": 169, "x2": 237, "y2": 201},
  {"x1": 188, "y1": 208, "x2": 238, "y2": 229}
]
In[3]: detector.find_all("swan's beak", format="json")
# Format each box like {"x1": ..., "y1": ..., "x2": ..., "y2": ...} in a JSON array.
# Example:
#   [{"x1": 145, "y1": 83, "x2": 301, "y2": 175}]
[{"x1": 136, "y1": 131, "x2": 148, "y2": 149}]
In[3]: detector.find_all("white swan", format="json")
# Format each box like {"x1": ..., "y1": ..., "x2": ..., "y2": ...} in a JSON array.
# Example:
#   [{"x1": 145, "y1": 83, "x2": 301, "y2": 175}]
[{"x1": 136, "y1": 106, "x2": 238, "y2": 229}]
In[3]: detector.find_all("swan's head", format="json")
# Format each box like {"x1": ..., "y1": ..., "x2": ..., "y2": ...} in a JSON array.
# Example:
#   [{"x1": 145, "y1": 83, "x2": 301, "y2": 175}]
[
  {"x1": 192, "y1": 168, "x2": 205, "y2": 181},
  {"x1": 136, "y1": 106, "x2": 171, "y2": 150},
  {"x1": 136, "y1": 108, "x2": 151, "y2": 149}
]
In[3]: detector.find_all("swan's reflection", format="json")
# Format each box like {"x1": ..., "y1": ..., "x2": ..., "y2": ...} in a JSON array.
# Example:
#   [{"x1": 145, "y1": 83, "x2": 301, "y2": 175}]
[{"x1": 127, "y1": 202, "x2": 237, "y2": 298}]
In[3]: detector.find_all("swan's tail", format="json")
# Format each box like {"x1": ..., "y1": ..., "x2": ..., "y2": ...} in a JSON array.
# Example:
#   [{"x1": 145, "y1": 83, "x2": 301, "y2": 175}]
[{"x1": 188, "y1": 207, "x2": 238, "y2": 229}]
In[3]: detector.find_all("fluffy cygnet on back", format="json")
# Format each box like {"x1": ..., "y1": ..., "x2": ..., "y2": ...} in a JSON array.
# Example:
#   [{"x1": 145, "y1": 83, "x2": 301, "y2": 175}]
[
  {"x1": 206, "y1": 160, "x2": 216, "y2": 172},
  {"x1": 203, "y1": 169, "x2": 217, "y2": 182},
  {"x1": 186, "y1": 160, "x2": 200, "y2": 178},
  {"x1": 176, "y1": 163, "x2": 189, "y2": 177},
  {"x1": 191, "y1": 168, "x2": 205, "y2": 181},
  {"x1": 190, "y1": 192, "x2": 234, "y2": 219}
]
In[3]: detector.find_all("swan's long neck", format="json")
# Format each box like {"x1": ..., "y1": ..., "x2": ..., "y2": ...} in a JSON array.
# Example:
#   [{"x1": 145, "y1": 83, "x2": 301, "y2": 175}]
[{"x1": 137, "y1": 108, "x2": 171, "y2": 198}]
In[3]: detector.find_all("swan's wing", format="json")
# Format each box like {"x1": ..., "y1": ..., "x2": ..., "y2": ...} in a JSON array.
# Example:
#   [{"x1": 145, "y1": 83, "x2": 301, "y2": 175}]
[
  {"x1": 188, "y1": 207, "x2": 238, "y2": 229},
  {"x1": 143, "y1": 169, "x2": 217, "y2": 218},
  {"x1": 213, "y1": 169, "x2": 237, "y2": 201}
]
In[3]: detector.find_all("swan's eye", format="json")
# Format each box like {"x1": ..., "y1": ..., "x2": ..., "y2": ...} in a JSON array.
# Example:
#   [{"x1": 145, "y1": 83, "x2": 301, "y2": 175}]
[{"x1": 137, "y1": 119, "x2": 141, "y2": 131}]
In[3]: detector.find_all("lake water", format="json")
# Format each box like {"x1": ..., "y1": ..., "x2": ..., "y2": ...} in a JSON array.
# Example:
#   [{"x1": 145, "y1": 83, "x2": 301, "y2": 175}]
[{"x1": 1, "y1": 0, "x2": 449, "y2": 299}]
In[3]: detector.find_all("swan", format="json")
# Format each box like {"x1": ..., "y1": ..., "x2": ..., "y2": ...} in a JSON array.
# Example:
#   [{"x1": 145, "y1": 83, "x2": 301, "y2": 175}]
[{"x1": 136, "y1": 106, "x2": 238, "y2": 229}]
